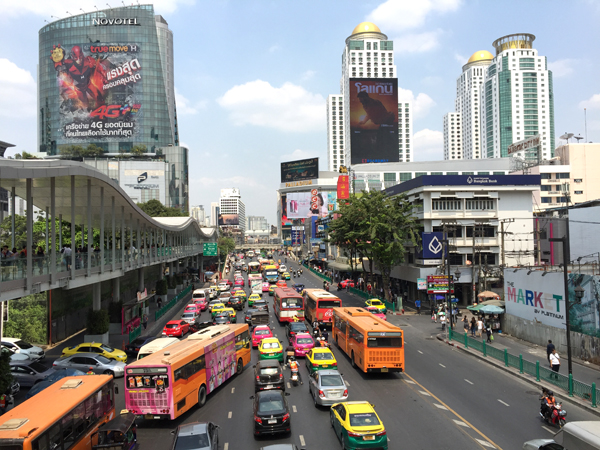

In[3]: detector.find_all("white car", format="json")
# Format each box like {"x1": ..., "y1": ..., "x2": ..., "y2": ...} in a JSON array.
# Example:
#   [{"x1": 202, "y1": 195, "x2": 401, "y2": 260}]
[
  {"x1": 278, "y1": 265, "x2": 287, "y2": 274},
  {"x1": 1, "y1": 345, "x2": 30, "y2": 362},
  {"x1": 2, "y1": 338, "x2": 44, "y2": 360},
  {"x1": 218, "y1": 282, "x2": 230, "y2": 292},
  {"x1": 181, "y1": 312, "x2": 198, "y2": 325}
]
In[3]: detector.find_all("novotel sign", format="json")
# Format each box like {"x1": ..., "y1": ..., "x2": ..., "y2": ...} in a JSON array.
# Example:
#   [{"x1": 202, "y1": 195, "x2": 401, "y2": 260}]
[{"x1": 93, "y1": 18, "x2": 140, "y2": 26}]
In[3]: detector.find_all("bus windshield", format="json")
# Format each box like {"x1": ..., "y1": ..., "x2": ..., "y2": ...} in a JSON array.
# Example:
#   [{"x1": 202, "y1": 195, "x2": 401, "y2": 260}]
[
  {"x1": 367, "y1": 337, "x2": 403, "y2": 348},
  {"x1": 318, "y1": 300, "x2": 341, "y2": 308},
  {"x1": 281, "y1": 298, "x2": 302, "y2": 309},
  {"x1": 265, "y1": 270, "x2": 278, "y2": 277}
]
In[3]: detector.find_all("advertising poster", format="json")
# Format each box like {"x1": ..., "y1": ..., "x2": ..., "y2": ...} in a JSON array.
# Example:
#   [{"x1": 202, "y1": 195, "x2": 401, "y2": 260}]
[
  {"x1": 50, "y1": 43, "x2": 142, "y2": 142},
  {"x1": 417, "y1": 278, "x2": 427, "y2": 290},
  {"x1": 337, "y1": 175, "x2": 350, "y2": 200},
  {"x1": 218, "y1": 214, "x2": 239, "y2": 226},
  {"x1": 281, "y1": 194, "x2": 292, "y2": 227},
  {"x1": 287, "y1": 191, "x2": 329, "y2": 218},
  {"x1": 205, "y1": 335, "x2": 236, "y2": 394},
  {"x1": 281, "y1": 158, "x2": 319, "y2": 182},
  {"x1": 327, "y1": 191, "x2": 338, "y2": 212},
  {"x1": 427, "y1": 275, "x2": 454, "y2": 294},
  {"x1": 349, "y1": 78, "x2": 399, "y2": 165}
]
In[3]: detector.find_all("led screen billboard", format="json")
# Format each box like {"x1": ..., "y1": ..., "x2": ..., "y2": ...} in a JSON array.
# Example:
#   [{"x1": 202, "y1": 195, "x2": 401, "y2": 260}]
[
  {"x1": 349, "y1": 78, "x2": 398, "y2": 165},
  {"x1": 50, "y1": 43, "x2": 142, "y2": 142},
  {"x1": 281, "y1": 194, "x2": 292, "y2": 227},
  {"x1": 287, "y1": 190, "x2": 335, "y2": 219},
  {"x1": 218, "y1": 214, "x2": 239, "y2": 226},
  {"x1": 281, "y1": 158, "x2": 319, "y2": 183}
]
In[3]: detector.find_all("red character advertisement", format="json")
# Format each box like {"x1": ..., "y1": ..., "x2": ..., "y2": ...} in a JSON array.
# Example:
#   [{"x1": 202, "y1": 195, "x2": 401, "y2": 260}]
[{"x1": 50, "y1": 43, "x2": 142, "y2": 142}]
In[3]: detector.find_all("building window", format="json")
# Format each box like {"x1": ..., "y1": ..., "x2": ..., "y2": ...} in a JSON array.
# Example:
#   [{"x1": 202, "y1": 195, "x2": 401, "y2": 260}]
[
  {"x1": 465, "y1": 198, "x2": 496, "y2": 210},
  {"x1": 432, "y1": 199, "x2": 462, "y2": 211}
]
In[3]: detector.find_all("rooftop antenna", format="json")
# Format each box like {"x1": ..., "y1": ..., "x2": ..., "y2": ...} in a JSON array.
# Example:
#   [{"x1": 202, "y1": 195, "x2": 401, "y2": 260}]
[
  {"x1": 66, "y1": 11, "x2": 73, "y2": 15},
  {"x1": 80, "y1": 8, "x2": 85, "y2": 13},
  {"x1": 574, "y1": 135, "x2": 584, "y2": 143},
  {"x1": 559, "y1": 132, "x2": 574, "y2": 144},
  {"x1": 51, "y1": 15, "x2": 62, "y2": 20},
  {"x1": 585, "y1": 108, "x2": 588, "y2": 142},
  {"x1": 122, "y1": 1, "x2": 126, "y2": 5}
]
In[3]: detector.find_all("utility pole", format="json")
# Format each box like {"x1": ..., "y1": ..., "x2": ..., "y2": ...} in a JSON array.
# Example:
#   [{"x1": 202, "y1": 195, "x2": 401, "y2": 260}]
[
  {"x1": 500, "y1": 218, "x2": 515, "y2": 268},
  {"x1": 471, "y1": 224, "x2": 476, "y2": 304}
]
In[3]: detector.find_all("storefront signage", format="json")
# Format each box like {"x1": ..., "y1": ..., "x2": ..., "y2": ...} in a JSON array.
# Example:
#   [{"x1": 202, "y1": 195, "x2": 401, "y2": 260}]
[
  {"x1": 93, "y1": 18, "x2": 141, "y2": 26},
  {"x1": 427, "y1": 275, "x2": 454, "y2": 294},
  {"x1": 285, "y1": 180, "x2": 313, "y2": 187},
  {"x1": 417, "y1": 278, "x2": 427, "y2": 290},
  {"x1": 507, "y1": 134, "x2": 540, "y2": 155},
  {"x1": 337, "y1": 175, "x2": 349, "y2": 200}
]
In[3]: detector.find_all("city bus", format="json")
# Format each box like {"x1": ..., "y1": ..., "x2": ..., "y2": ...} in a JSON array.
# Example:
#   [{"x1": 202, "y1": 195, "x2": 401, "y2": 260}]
[
  {"x1": 262, "y1": 264, "x2": 279, "y2": 283},
  {"x1": 332, "y1": 307, "x2": 404, "y2": 373},
  {"x1": 248, "y1": 274, "x2": 263, "y2": 295},
  {"x1": 273, "y1": 287, "x2": 304, "y2": 323},
  {"x1": 0, "y1": 375, "x2": 115, "y2": 450},
  {"x1": 303, "y1": 289, "x2": 342, "y2": 327},
  {"x1": 125, "y1": 324, "x2": 251, "y2": 420},
  {"x1": 248, "y1": 261, "x2": 261, "y2": 274}
]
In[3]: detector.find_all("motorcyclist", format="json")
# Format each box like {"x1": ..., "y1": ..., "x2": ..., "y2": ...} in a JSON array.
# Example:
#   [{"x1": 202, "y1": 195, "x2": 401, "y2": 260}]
[
  {"x1": 541, "y1": 390, "x2": 556, "y2": 419},
  {"x1": 288, "y1": 355, "x2": 302, "y2": 384}
]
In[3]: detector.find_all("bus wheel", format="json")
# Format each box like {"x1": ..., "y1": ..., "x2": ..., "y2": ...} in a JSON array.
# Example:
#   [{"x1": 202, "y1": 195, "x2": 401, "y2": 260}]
[
  {"x1": 351, "y1": 352, "x2": 356, "y2": 368},
  {"x1": 237, "y1": 358, "x2": 243, "y2": 374},
  {"x1": 198, "y1": 385, "x2": 207, "y2": 408}
]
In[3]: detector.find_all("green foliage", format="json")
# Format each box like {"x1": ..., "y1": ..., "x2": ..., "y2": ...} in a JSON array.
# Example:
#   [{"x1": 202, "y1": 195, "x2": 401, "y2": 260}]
[
  {"x1": 218, "y1": 236, "x2": 236, "y2": 260},
  {"x1": 3, "y1": 293, "x2": 48, "y2": 345},
  {"x1": 19, "y1": 151, "x2": 39, "y2": 159},
  {"x1": 108, "y1": 301, "x2": 123, "y2": 323},
  {"x1": 0, "y1": 352, "x2": 13, "y2": 396},
  {"x1": 87, "y1": 309, "x2": 109, "y2": 334},
  {"x1": 155, "y1": 279, "x2": 168, "y2": 296},
  {"x1": 131, "y1": 144, "x2": 147, "y2": 156},
  {"x1": 175, "y1": 274, "x2": 183, "y2": 286},
  {"x1": 137, "y1": 199, "x2": 185, "y2": 217},
  {"x1": 167, "y1": 276, "x2": 177, "y2": 289},
  {"x1": 60, "y1": 144, "x2": 105, "y2": 158}
]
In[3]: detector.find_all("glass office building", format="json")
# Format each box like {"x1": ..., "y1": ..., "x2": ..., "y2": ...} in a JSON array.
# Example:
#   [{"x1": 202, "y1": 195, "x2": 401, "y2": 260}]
[{"x1": 38, "y1": 5, "x2": 179, "y2": 156}]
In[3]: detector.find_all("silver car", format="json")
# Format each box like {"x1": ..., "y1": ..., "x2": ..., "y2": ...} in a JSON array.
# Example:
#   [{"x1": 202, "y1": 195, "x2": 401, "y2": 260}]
[
  {"x1": 308, "y1": 369, "x2": 348, "y2": 407},
  {"x1": 9, "y1": 361, "x2": 55, "y2": 387},
  {"x1": 53, "y1": 352, "x2": 125, "y2": 378},
  {"x1": 181, "y1": 312, "x2": 198, "y2": 325},
  {"x1": 171, "y1": 421, "x2": 219, "y2": 450},
  {"x1": 2, "y1": 338, "x2": 45, "y2": 360}
]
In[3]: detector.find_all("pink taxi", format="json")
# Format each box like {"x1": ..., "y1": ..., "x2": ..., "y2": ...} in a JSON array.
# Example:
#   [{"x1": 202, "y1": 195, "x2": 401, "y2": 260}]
[
  {"x1": 184, "y1": 304, "x2": 201, "y2": 315},
  {"x1": 290, "y1": 332, "x2": 314, "y2": 357},
  {"x1": 262, "y1": 282, "x2": 270, "y2": 293},
  {"x1": 252, "y1": 325, "x2": 273, "y2": 348},
  {"x1": 193, "y1": 298, "x2": 208, "y2": 311},
  {"x1": 366, "y1": 306, "x2": 387, "y2": 321}
]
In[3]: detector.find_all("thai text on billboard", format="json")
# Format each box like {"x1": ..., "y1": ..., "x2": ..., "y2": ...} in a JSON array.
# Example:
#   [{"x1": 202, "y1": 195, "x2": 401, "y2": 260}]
[
  {"x1": 427, "y1": 275, "x2": 454, "y2": 294},
  {"x1": 281, "y1": 158, "x2": 319, "y2": 183},
  {"x1": 349, "y1": 78, "x2": 399, "y2": 165},
  {"x1": 50, "y1": 43, "x2": 142, "y2": 143}
]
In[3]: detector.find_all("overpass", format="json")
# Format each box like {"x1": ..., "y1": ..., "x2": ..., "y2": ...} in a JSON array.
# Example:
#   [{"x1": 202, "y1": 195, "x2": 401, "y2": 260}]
[
  {"x1": 0, "y1": 159, "x2": 216, "y2": 306},
  {"x1": 235, "y1": 244, "x2": 281, "y2": 251}
]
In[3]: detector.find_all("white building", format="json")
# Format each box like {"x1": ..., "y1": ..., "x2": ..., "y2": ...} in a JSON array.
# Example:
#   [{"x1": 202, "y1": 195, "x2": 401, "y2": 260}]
[
  {"x1": 190, "y1": 205, "x2": 205, "y2": 224},
  {"x1": 210, "y1": 202, "x2": 219, "y2": 227},
  {"x1": 481, "y1": 33, "x2": 555, "y2": 159},
  {"x1": 397, "y1": 102, "x2": 412, "y2": 162},
  {"x1": 219, "y1": 188, "x2": 246, "y2": 235},
  {"x1": 247, "y1": 216, "x2": 268, "y2": 231},
  {"x1": 326, "y1": 94, "x2": 346, "y2": 171},
  {"x1": 443, "y1": 113, "x2": 462, "y2": 160}
]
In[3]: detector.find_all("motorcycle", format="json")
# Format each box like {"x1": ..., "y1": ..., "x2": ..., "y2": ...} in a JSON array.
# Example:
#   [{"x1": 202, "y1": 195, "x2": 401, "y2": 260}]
[
  {"x1": 316, "y1": 336, "x2": 329, "y2": 348},
  {"x1": 540, "y1": 389, "x2": 567, "y2": 428},
  {"x1": 324, "y1": 283, "x2": 330, "y2": 292}
]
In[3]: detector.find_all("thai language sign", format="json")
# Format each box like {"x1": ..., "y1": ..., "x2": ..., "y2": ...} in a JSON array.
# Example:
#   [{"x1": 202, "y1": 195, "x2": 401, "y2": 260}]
[{"x1": 427, "y1": 275, "x2": 454, "y2": 294}]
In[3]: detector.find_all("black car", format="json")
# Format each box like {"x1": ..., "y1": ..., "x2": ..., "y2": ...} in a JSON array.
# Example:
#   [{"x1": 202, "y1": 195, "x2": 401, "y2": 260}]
[
  {"x1": 228, "y1": 296, "x2": 244, "y2": 311},
  {"x1": 254, "y1": 360, "x2": 285, "y2": 393},
  {"x1": 286, "y1": 322, "x2": 309, "y2": 341},
  {"x1": 244, "y1": 308, "x2": 259, "y2": 324},
  {"x1": 253, "y1": 301, "x2": 269, "y2": 313},
  {"x1": 124, "y1": 336, "x2": 157, "y2": 356},
  {"x1": 213, "y1": 313, "x2": 231, "y2": 325},
  {"x1": 252, "y1": 390, "x2": 291, "y2": 437},
  {"x1": 190, "y1": 319, "x2": 212, "y2": 333}
]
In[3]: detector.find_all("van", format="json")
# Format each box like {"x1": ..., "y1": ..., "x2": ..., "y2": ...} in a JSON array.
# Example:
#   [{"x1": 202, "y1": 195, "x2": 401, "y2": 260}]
[
  {"x1": 523, "y1": 421, "x2": 600, "y2": 450},
  {"x1": 137, "y1": 337, "x2": 179, "y2": 360},
  {"x1": 192, "y1": 289, "x2": 208, "y2": 301}
]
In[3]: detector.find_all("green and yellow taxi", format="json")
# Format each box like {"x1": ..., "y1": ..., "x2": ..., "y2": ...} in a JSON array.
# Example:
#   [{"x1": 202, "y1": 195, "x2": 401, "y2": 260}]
[
  {"x1": 330, "y1": 401, "x2": 388, "y2": 449},
  {"x1": 305, "y1": 347, "x2": 337, "y2": 374},
  {"x1": 248, "y1": 293, "x2": 261, "y2": 307},
  {"x1": 282, "y1": 272, "x2": 291, "y2": 280},
  {"x1": 268, "y1": 285, "x2": 276, "y2": 296},
  {"x1": 61, "y1": 342, "x2": 127, "y2": 362},
  {"x1": 234, "y1": 290, "x2": 248, "y2": 300},
  {"x1": 210, "y1": 302, "x2": 227, "y2": 319},
  {"x1": 222, "y1": 307, "x2": 237, "y2": 323},
  {"x1": 258, "y1": 337, "x2": 284, "y2": 362},
  {"x1": 364, "y1": 299, "x2": 387, "y2": 314}
]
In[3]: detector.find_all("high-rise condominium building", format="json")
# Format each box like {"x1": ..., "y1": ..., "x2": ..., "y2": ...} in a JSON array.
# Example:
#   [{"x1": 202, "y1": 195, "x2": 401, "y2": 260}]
[
  {"x1": 210, "y1": 202, "x2": 219, "y2": 227},
  {"x1": 397, "y1": 102, "x2": 413, "y2": 162},
  {"x1": 443, "y1": 113, "x2": 462, "y2": 160},
  {"x1": 191, "y1": 205, "x2": 205, "y2": 224},
  {"x1": 247, "y1": 216, "x2": 268, "y2": 231},
  {"x1": 481, "y1": 34, "x2": 555, "y2": 159},
  {"x1": 219, "y1": 188, "x2": 246, "y2": 234}
]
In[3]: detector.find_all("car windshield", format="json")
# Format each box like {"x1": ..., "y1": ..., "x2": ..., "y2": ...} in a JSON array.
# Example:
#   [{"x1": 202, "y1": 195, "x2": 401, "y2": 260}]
[
  {"x1": 318, "y1": 300, "x2": 341, "y2": 308},
  {"x1": 296, "y1": 338, "x2": 313, "y2": 345},
  {"x1": 255, "y1": 330, "x2": 270, "y2": 336},
  {"x1": 290, "y1": 323, "x2": 307, "y2": 331},
  {"x1": 258, "y1": 398, "x2": 285, "y2": 413},
  {"x1": 96, "y1": 355, "x2": 111, "y2": 364},
  {"x1": 259, "y1": 368, "x2": 279, "y2": 376},
  {"x1": 321, "y1": 375, "x2": 343, "y2": 387},
  {"x1": 370, "y1": 301, "x2": 383, "y2": 306},
  {"x1": 14, "y1": 340, "x2": 33, "y2": 349},
  {"x1": 166, "y1": 323, "x2": 180, "y2": 329},
  {"x1": 100, "y1": 345, "x2": 114, "y2": 352},
  {"x1": 313, "y1": 352, "x2": 332, "y2": 360},
  {"x1": 192, "y1": 294, "x2": 205, "y2": 299},
  {"x1": 182, "y1": 314, "x2": 194, "y2": 319},
  {"x1": 29, "y1": 361, "x2": 48, "y2": 373},
  {"x1": 349, "y1": 412, "x2": 380, "y2": 427},
  {"x1": 262, "y1": 342, "x2": 280, "y2": 350},
  {"x1": 174, "y1": 433, "x2": 210, "y2": 450},
  {"x1": 132, "y1": 338, "x2": 147, "y2": 346}
]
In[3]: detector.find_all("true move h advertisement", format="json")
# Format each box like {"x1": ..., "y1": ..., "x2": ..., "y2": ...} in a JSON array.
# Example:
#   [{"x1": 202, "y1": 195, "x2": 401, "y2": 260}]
[
  {"x1": 50, "y1": 43, "x2": 142, "y2": 142},
  {"x1": 349, "y1": 78, "x2": 398, "y2": 165}
]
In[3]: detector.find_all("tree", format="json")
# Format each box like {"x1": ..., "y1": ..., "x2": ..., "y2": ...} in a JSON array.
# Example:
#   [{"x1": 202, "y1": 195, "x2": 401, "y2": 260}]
[
  {"x1": 137, "y1": 199, "x2": 185, "y2": 217},
  {"x1": 0, "y1": 352, "x2": 13, "y2": 397},
  {"x1": 4, "y1": 293, "x2": 48, "y2": 344},
  {"x1": 21, "y1": 151, "x2": 39, "y2": 159},
  {"x1": 60, "y1": 145, "x2": 85, "y2": 158},
  {"x1": 82, "y1": 144, "x2": 104, "y2": 157},
  {"x1": 131, "y1": 144, "x2": 147, "y2": 157}
]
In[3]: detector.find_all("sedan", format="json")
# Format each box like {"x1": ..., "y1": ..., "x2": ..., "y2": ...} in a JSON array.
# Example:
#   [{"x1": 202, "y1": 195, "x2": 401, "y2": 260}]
[
  {"x1": 9, "y1": 361, "x2": 56, "y2": 387},
  {"x1": 244, "y1": 308, "x2": 258, "y2": 324},
  {"x1": 305, "y1": 348, "x2": 337, "y2": 374},
  {"x1": 228, "y1": 296, "x2": 244, "y2": 311},
  {"x1": 213, "y1": 314, "x2": 231, "y2": 325},
  {"x1": 268, "y1": 285, "x2": 276, "y2": 296},
  {"x1": 339, "y1": 279, "x2": 355, "y2": 289},
  {"x1": 163, "y1": 320, "x2": 190, "y2": 337},
  {"x1": 181, "y1": 312, "x2": 198, "y2": 325},
  {"x1": 184, "y1": 304, "x2": 201, "y2": 315},
  {"x1": 2, "y1": 338, "x2": 45, "y2": 361},
  {"x1": 365, "y1": 306, "x2": 387, "y2": 321},
  {"x1": 2, "y1": 346, "x2": 30, "y2": 362},
  {"x1": 61, "y1": 342, "x2": 127, "y2": 362},
  {"x1": 262, "y1": 282, "x2": 270, "y2": 293},
  {"x1": 125, "y1": 336, "x2": 157, "y2": 356},
  {"x1": 281, "y1": 272, "x2": 291, "y2": 280},
  {"x1": 330, "y1": 401, "x2": 387, "y2": 449},
  {"x1": 194, "y1": 298, "x2": 208, "y2": 311},
  {"x1": 252, "y1": 390, "x2": 291, "y2": 437},
  {"x1": 53, "y1": 353, "x2": 126, "y2": 377},
  {"x1": 364, "y1": 299, "x2": 387, "y2": 314},
  {"x1": 248, "y1": 294, "x2": 261, "y2": 307},
  {"x1": 290, "y1": 333, "x2": 314, "y2": 357},
  {"x1": 286, "y1": 322, "x2": 309, "y2": 341},
  {"x1": 171, "y1": 421, "x2": 219, "y2": 450},
  {"x1": 253, "y1": 301, "x2": 269, "y2": 313},
  {"x1": 254, "y1": 360, "x2": 285, "y2": 392},
  {"x1": 258, "y1": 338, "x2": 283, "y2": 363},
  {"x1": 308, "y1": 369, "x2": 348, "y2": 407}
]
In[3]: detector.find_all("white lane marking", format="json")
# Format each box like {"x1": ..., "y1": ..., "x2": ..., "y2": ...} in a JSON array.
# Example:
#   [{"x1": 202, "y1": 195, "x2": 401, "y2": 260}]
[
  {"x1": 453, "y1": 419, "x2": 469, "y2": 427},
  {"x1": 464, "y1": 379, "x2": 473, "y2": 385},
  {"x1": 476, "y1": 439, "x2": 495, "y2": 448},
  {"x1": 542, "y1": 426, "x2": 555, "y2": 434},
  {"x1": 224, "y1": 443, "x2": 229, "y2": 450},
  {"x1": 418, "y1": 350, "x2": 423, "y2": 354},
  {"x1": 292, "y1": 405, "x2": 297, "y2": 413},
  {"x1": 299, "y1": 435, "x2": 306, "y2": 446},
  {"x1": 405, "y1": 380, "x2": 415, "y2": 384},
  {"x1": 418, "y1": 390, "x2": 431, "y2": 396},
  {"x1": 228, "y1": 411, "x2": 232, "y2": 419},
  {"x1": 439, "y1": 363, "x2": 446, "y2": 368},
  {"x1": 231, "y1": 387, "x2": 235, "y2": 394},
  {"x1": 497, "y1": 399, "x2": 510, "y2": 407},
  {"x1": 433, "y1": 403, "x2": 448, "y2": 410},
  {"x1": 345, "y1": 380, "x2": 350, "y2": 386},
  {"x1": 287, "y1": 382, "x2": 291, "y2": 389}
]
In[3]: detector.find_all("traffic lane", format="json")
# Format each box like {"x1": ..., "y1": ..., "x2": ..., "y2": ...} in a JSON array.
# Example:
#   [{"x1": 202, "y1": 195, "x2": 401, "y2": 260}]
[{"x1": 401, "y1": 320, "x2": 600, "y2": 448}]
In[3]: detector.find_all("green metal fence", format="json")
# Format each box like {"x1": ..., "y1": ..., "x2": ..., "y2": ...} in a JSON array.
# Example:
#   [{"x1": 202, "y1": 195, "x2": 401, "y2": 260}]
[
  {"x1": 449, "y1": 329, "x2": 598, "y2": 407},
  {"x1": 128, "y1": 325, "x2": 141, "y2": 343},
  {"x1": 154, "y1": 284, "x2": 193, "y2": 321}
]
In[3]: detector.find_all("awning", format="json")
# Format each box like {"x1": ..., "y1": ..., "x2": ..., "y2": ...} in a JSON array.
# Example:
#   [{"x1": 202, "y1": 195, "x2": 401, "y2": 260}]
[{"x1": 326, "y1": 261, "x2": 361, "y2": 272}]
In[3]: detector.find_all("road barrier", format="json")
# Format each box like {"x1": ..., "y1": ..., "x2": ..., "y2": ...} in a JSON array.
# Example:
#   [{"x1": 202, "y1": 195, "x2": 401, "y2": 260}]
[
  {"x1": 449, "y1": 328, "x2": 599, "y2": 408},
  {"x1": 128, "y1": 325, "x2": 141, "y2": 343},
  {"x1": 154, "y1": 284, "x2": 193, "y2": 322}
]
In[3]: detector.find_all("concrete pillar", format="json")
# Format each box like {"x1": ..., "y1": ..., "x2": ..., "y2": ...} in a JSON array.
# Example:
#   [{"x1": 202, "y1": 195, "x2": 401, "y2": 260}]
[
  {"x1": 10, "y1": 186, "x2": 15, "y2": 249},
  {"x1": 86, "y1": 180, "x2": 92, "y2": 276},
  {"x1": 138, "y1": 268, "x2": 145, "y2": 292},
  {"x1": 26, "y1": 179, "x2": 33, "y2": 290},
  {"x1": 158, "y1": 264, "x2": 164, "y2": 281},
  {"x1": 112, "y1": 277, "x2": 120, "y2": 303},
  {"x1": 92, "y1": 282, "x2": 101, "y2": 311},
  {"x1": 50, "y1": 178, "x2": 56, "y2": 282},
  {"x1": 70, "y1": 176, "x2": 76, "y2": 280}
]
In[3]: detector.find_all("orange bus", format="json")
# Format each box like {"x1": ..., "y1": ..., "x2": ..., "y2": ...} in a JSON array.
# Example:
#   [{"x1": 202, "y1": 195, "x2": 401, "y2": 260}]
[
  {"x1": 273, "y1": 287, "x2": 304, "y2": 323},
  {"x1": 0, "y1": 375, "x2": 116, "y2": 450},
  {"x1": 332, "y1": 307, "x2": 404, "y2": 373},
  {"x1": 303, "y1": 289, "x2": 342, "y2": 327},
  {"x1": 124, "y1": 324, "x2": 251, "y2": 420}
]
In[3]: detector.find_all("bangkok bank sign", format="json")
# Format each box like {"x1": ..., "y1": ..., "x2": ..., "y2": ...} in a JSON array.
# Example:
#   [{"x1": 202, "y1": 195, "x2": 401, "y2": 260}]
[{"x1": 504, "y1": 269, "x2": 566, "y2": 329}]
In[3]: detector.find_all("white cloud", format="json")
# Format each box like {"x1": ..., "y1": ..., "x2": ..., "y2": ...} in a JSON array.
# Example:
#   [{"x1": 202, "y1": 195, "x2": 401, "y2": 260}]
[
  {"x1": 367, "y1": 0, "x2": 461, "y2": 33},
  {"x1": 280, "y1": 149, "x2": 316, "y2": 161},
  {"x1": 397, "y1": 87, "x2": 436, "y2": 118},
  {"x1": 217, "y1": 80, "x2": 325, "y2": 132},
  {"x1": 301, "y1": 70, "x2": 316, "y2": 81},
  {"x1": 175, "y1": 88, "x2": 206, "y2": 115},
  {"x1": 1, "y1": 0, "x2": 193, "y2": 18},
  {"x1": 548, "y1": 59, "x2": 576, "y2": 78},
  {"x1": 393, "y1": 30, "x2": 443, "y2": 54},
  {"x1": 412, "y1": 129, "x2": 443, "y2": 161},
  {"x1": 0, "y1": 59, "x2": 36, "y2": 119},
  {"x1": 580, "y1": 94, "x2": 600, "y2": 110}
]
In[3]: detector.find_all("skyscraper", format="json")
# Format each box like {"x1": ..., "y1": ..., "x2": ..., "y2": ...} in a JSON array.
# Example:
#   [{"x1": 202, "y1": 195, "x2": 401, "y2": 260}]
[
  {"x1": 443, "y1": 113, "x2": 462, "y2": 160},
  {"x1": 481, "y1": 34, "x2": 555, "y2": 159},
  {"x1": 219, "y1": 188, "x2": 246, "y2": 236},
  {"x1": 190, "y1": 205, "x2": 205, "y2": 224}
]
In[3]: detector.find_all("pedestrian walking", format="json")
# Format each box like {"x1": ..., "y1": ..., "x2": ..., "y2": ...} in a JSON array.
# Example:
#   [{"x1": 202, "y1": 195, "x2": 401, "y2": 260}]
[
  {"x1": 415, "y1": 299, "x2": 421, "y2": 315},
  {"x1": 470, "y1": 317, "x2": 477, "y2": 337},
  {"x1": 431, "y1": 305, "x2": 436, "y2": 322},
  {"x1": 462, "y1": 315, "x2": 469, "y2": 333},
  {"x1": 440, "y1": 314, "x2": 446, "y2": 331},
  {"x1": 546, "y1": 340, "x2": 555, "y2": 363},
  {"x1": 476, "y1": 317, "x2": 483, "y2": 337},
  {"x1": 485, "y1": 324, "x2": 492, "y2": 343},
  {"x1": 142, "y1": 314, "x2": 149, "y2": 330},
  {"x1": 549, "y1": 349, "x2": 560, "y2": 378}
]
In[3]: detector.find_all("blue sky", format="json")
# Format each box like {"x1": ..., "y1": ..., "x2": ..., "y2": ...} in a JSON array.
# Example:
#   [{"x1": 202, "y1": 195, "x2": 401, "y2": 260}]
[{"x1": 1, "y1": 0, "x2": 600, "y2": 225}]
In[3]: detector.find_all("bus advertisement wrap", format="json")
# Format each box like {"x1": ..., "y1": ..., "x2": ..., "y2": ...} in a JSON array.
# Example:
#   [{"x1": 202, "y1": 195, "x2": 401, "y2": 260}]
[
  {"x1": 50, "y1": 43, "x2": 142, "y2": 143},
  {"x1": 205, "y1": 334, "x2": 236, "y2": 393},
  {"x1": 349, "y1": 78, "x2": 399, "y2": 165}
]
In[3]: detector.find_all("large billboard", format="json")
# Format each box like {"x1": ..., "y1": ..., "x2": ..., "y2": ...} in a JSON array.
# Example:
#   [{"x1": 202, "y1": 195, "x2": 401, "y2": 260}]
[
  {"x1": 281, "y1": 158, "x2": 319, "y2": 183},
  {"x1": 286, "y1": 190, "x2": 336, "y2": 219},
  {"x1": 118, "y1": 161, "x2": 166, "y2": 205},
  {"x1": 218, "y1": 214, "x2": 239, "y2": 226},
  {"x1": 50, "y1": 43, "x2": 142, "y2": 142},
  {"x1": 349, "y1": 78, "x2": 399, "y2": 165}
]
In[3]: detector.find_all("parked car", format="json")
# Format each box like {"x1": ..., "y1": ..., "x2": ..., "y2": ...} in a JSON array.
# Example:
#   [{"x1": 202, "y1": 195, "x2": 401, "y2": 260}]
[
  {"x1": 162, "y1": 320, "x2": 190, "y2": 337},
  {"x1": 9, "y1": 360, "x2": 56, "y2": 387},
  {"x1": 251, "y1": 390, "x2": 291, "y2": 437},
  {"x1": 308, "y1": 369, "x2": 348, "y2": 407},
  {"x1": 171, "y1": 421, "x2": 219, "y2": 450},
  {"x1": 53, "y1": 353, "x2": 126, "y2": 377},
  {"x1": 254, "y1": 360, "x2": 285, "y2": 392},
  {"x1": 124, "y1": 336, "x2": 157, "y2": 356},
  {"x1": 1, "y1": 345, "x2": 30, "y2": 362},
  {"x1": 61, "y1": 342, "x2": 127, "y2": 362},
  {"x1": 1, "y1": 338, "x2": 45, "y2": 361}
]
